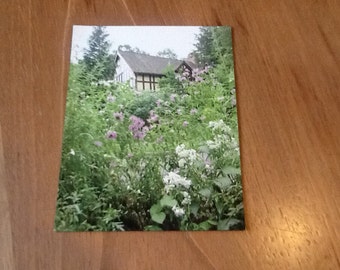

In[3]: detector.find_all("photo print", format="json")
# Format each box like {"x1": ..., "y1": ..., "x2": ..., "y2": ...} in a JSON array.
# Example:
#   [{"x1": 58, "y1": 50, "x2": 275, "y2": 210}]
[{"x1": 55, "y1": 25, "x2": 244, "y2": 231}]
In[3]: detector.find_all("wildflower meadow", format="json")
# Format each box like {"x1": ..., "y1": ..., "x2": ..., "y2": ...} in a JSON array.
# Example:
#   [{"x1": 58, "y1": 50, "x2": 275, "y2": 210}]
[{"x1": 55, "y1": 26, "x2": 244, "y2": 231}]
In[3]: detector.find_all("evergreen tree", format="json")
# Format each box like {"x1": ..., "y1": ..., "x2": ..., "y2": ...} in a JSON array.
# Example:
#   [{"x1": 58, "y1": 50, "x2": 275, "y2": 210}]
[
  {"x1": 82, "y1": 26, "x2": 116, "y2": 81},
  {"x1": 211, "y1": 26, "x2": 234, "y2": 88},
  {"x1": 193, "y1": 26, "x2": 233, "y2": 67},
  {"x1": 193, "y1": 26, "x2": 234, "y2": 88},
  {"x1": 193, "y1": 27, "x2": 218, "y2": 66}
]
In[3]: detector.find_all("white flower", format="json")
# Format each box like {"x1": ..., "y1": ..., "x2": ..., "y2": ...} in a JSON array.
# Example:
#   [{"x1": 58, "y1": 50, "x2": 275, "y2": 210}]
[
  {"x1": 178, "y1": 158, "x2": 186, "y2": 168},
  {"x1": 69, "y1": 149, "x2": 75, "y2": 155},
  {"x1": 231, "y1": 137, "x2": 239, "y2": 148},
  {"x1": 172, "y1": 205, "x2": 185, "y2": 217},
  {"x1": 175, "y1": 144, "x2": 197, "y2": 165},
  {"x1": 208, "y1": 120, "x2": 231, "y2": 133},
  {"x1": 181, "y1": 191, "x2": 191, "y2": 205},
  {"x1": 175, "y1": 144, "x2": 186, "y2": 154},
  {"x1": 206, "y1": 140, "x2": 220, "y2": 150},
  {"x1": 163, "y1": 171, "x2": 191, "y2": 192}
]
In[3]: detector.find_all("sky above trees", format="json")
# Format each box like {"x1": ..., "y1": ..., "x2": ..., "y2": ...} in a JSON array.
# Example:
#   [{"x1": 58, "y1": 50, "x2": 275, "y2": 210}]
[{"x1": 70, "y1": 26, "x2": 200, "y2": 63}]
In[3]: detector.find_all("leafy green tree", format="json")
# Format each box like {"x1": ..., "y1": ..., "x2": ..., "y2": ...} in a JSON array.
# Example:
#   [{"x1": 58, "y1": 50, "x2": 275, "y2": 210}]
[
  {"x1": 212, "y1": 27, "x2": 234, "y2": 88},
  {"x1": 157, "y1": 49, "x2": 178, "y2": 59},
  {"x1": 82, "y1": 26, "x2": 116, "y2": 81},
  {"x1": 193, "y1": 27, "x2": 218, "y2": 66},
  {"x1": 193, "y1": 26, "x2": 234, "y2": 88},
  {"x1": 158, "y1": 66, "x2": 183, "y2": 94},
  {"x1": 193, "y1": 27, "x2": 233, "y2": 66}
]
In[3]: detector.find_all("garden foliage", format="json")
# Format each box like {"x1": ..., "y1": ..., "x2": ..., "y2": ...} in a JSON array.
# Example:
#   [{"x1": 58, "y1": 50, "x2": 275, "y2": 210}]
[
  {"x1": 55, "y1": 62, "x2": 244, "y2": 231},
  {"x1": 55, "y1": 26, "x2": 244, "y2": 231}
]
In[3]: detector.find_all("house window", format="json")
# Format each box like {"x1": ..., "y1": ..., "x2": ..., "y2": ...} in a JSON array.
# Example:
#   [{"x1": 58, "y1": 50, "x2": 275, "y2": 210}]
[
  {"x1": 116, "y1": 72, "x2": 123, "y2": 82},
  {"x1": 136, "y1": 74, "x2": 159, "y2": 91}
]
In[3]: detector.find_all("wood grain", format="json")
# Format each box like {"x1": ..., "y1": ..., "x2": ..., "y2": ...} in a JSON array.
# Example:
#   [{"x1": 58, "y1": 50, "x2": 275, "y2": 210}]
[{"x1": 1, "y1": 0, "x2": 340, "y2": 269}]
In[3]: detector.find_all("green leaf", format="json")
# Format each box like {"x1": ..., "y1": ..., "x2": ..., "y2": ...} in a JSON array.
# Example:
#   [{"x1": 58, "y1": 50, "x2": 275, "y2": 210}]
[
  {"x1": 222, "y1": 166, "x2": 241, "y2": 175},
  {"x1": 217, "y1": 218, "x2": 241, "y2": 230},
  {"x1": 214, "y1": 177, "x2": 232, "y2": 189},
  {"x1": 190, "y1": 202, "x2": 200, "y2": 215},
  {"x1": 150, "y1": 204, "x2": 163, "y2": 215},
  {"x1": 198, "y1": 220, "x2": 214, "y2": 230},
  {"x1": 151, "y1": 212, "x2": 166, "y2": 224},
  {"x1": 150, "y1": 204, "x2": 166, "y2": 224},
  {"x1": 198, "y1": 188, "x2": 211, "y2": 198},
  {"x1": 144, "y1": 225, "x2": 163, "y2": 231},
  {"x1": 160, "y1": 195, "x2": 177, "y2": 207},
  {"x1": 198, "y1": 145, "x2": 210, "y2": 154},
  {"x1": 215, "y1": 200, "x2": 224, "y2": 215}
]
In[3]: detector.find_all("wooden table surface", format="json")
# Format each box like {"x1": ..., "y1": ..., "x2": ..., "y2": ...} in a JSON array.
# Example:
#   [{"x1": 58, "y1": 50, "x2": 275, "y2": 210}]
[{"x1": 1, "y1": 0, "x2": 340, "y2": 269}]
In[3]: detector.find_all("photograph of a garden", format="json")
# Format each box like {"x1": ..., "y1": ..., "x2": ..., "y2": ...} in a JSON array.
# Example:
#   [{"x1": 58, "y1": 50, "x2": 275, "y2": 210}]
[{"x1": 55, "y1": 26, "x2": 245, "y2": 231}]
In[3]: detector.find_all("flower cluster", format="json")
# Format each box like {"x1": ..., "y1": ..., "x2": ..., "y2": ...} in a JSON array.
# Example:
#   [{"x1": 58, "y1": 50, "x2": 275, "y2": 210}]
[
  {"x1": 181, "y1": 191, "x2": 191, "y2": 205},
  {"x1": 113, "y1": 112, "x2": 124, "y2": 121},
  {"x1": 163, "y1": 171, "x2": 191, "y2": 193},
  {"x1": 129, "y1": 115, "x2": 148, "y2": 140},
  {"x1": 205, "y1": 122, "x2": 239, "y2": 153},
  {"x1": 147, "y1": 110, "x2": 159, "y2": 124},
  {"x1": 106, "y1": 130, "x2": 117, "y2": 140},
  {"x1": 172, "y1": 205, "x2": 185, "y2": 217},
  {"x1": 155, "y1": 99, "x2": 163, "y2": 107},
  {"x1": 170, "y1": 94, "x2": 177, "y2": 102},
  {"x1": 208, "y1": 120, "x2": 231, "y2": 133},
  {"x1": 178, "y1": 68, "x2": 191, "y2": 82},
  {"x1": 175, "y1": 144, "x2": 197, "y2": 168},
  {"x1": 190, "y1": 108, "x2": 198, "y2": 115},
  {"x1": 179, "y1": 66, "x2": 211, "y2": 84}
]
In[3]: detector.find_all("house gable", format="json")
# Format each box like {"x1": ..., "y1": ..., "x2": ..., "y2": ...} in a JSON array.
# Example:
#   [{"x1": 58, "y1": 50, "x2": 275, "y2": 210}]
[
  {"x1": 115, "y1": 52, "x2": 136, "y2": 89},
  {"x1": 115, "y1": 49, "x2": 197, "y2": 91}
]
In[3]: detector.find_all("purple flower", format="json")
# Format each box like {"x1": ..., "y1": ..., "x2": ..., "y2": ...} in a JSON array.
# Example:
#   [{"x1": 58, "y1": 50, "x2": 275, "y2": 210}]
[
  {"x1": 129, "y1": 115, "x2": 145, "y2": 132},
  {"x1": 106, "y1": 130, "x2": 117, "y2": 140},
  {"x1": 133, "y1": 130, "x2": 146, "y2": 140},
  {"x1": 190, "y1": 109, "x2": 198, "y2": 115},
  {"x1": 113, "y1": 112, "x2": 124, "y2": 121},
  {"x1": 147, "y1": 110, "x2": 159, "y2": 123},
  {"x1": 204, "y1": 65, "x2": 211, "y2": 73},
  {"x1": 195, "y1": 76, "x2": 203, "y2": 82},
  {"x1": 156, "y1": 99, "x2": 163, "y2": 107},
  {"x1": 183, "y1": 121, "x2": 189, "y2": 127},
  {"x1": 149, "y1": 115, "x2": 158, "y2": 122},
  {"x1": 170, "y1": 94, "x2": 176, "y2": 102},
  {"x1": 129, "y1": 115, "x2": 148, "y2": 140},
  {"x1": 93, "y1": 141, "x2": 103, "y2": 147}
]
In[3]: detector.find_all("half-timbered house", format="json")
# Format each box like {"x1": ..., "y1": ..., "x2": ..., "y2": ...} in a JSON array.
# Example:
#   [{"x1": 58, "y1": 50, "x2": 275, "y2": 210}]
[{"x1": 114, "y1": 49, "x2": 196, "y2": 91}]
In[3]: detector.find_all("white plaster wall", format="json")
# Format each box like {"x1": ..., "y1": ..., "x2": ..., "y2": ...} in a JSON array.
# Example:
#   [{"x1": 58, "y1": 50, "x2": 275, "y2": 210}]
[{"x1": 115, "y1": 53, "x2": 136, "y2": 88}]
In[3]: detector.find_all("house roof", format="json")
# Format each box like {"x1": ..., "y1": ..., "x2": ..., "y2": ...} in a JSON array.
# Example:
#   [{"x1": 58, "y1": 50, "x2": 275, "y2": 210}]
[{"x1": 117, "y1": 50, "x2": 196, "y2": 75}]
